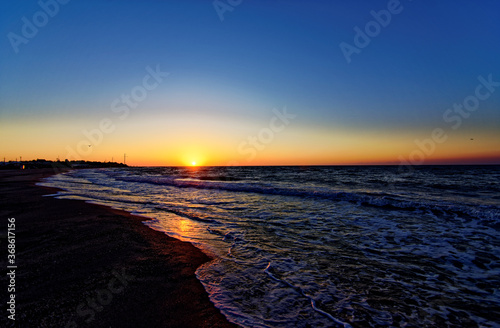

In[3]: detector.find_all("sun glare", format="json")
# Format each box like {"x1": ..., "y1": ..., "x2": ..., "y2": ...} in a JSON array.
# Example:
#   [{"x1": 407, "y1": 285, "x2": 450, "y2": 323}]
[{"x1": 191, "y1": 161, "x2": 197, "y2": 166}]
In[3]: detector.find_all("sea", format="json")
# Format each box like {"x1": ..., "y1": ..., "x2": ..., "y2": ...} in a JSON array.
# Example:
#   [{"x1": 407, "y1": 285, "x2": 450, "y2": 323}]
[{"x1": 39, "y1": 165, "x2": 500, "y2": 327}]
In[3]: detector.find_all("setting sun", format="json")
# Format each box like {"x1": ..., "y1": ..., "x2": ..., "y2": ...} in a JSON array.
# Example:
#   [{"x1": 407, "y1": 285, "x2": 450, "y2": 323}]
[{"x1": 191, "y1": 161, "x2": 196, "y2": 166}]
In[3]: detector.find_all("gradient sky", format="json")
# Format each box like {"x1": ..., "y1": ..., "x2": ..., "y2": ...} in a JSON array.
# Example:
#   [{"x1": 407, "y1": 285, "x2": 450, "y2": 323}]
[{"x1": 1, "y1": 0, "x2": 499, "y2": 166}]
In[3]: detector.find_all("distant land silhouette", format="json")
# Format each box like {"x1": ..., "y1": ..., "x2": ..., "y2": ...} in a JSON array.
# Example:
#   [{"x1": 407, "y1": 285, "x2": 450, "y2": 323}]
[{"x1": 0, "y1": 159, "x2": 128, "y2": 170}]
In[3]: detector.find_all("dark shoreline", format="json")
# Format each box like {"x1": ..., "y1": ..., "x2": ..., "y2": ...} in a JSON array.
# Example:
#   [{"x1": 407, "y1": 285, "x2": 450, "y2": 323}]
[{"x1": 0, "y1": 169, "x2": 237, "y2": 327}]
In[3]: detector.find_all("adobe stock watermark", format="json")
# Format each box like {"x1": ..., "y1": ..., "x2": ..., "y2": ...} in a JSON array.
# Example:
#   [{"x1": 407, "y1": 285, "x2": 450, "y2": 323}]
[
  {"x1": 65, "y1": 268, "x2": 135, "y2": 327},
  {"x1": 64, "y1": 65, "x2": 169, "y2": 161},
  {"x1": 7, "y1": 0, "x2": 71, "y2": 54},
  {"x1": 235, "y1": 106, "x2": 296, "y2": 163},
  {"x1": 398, "y1": 74, "x2": 499, "y2": 174},
  {"x1": 339, "y1": 0, "x2": 414, "y2": 64},
  {"x1": 213, "y1": 0, "x2": 243, "y2": 22}
]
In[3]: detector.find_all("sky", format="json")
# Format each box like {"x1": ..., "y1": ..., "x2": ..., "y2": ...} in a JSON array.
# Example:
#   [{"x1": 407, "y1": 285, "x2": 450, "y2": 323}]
[{"x1": 1, "y1": 0, "x2": 499, "y2": 166}]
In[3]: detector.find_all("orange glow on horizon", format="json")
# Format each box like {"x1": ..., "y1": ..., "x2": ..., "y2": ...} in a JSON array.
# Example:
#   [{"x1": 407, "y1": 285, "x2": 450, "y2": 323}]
[{"x1": 1, "y1": 116, "x2": 499, "y2": 167}]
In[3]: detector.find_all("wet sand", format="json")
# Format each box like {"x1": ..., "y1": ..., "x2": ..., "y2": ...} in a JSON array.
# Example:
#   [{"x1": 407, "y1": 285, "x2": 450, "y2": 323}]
[{"x1": 0, "y1": 169, "x2": 237, "y2": 327}]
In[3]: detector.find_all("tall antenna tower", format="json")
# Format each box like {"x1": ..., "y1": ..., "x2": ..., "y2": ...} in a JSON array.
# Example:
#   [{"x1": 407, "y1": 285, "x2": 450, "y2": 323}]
[{"x1": 124, "y1": 153, "x2": 127, "y2": 164}]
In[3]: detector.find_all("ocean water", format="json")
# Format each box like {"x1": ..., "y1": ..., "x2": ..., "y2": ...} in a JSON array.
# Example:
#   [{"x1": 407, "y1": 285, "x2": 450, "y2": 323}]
[{"x1": 39, "y1": 166, "x2": 500, "y2": 327}]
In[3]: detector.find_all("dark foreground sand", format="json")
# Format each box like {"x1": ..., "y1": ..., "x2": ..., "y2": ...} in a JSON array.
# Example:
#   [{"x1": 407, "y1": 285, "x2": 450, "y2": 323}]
[{"x1": 0, "y1": 169, "x2": 237, "y2": 328}]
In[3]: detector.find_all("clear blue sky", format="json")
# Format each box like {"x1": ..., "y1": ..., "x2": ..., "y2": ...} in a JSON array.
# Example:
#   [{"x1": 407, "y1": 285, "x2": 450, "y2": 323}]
[{"x1": 1, "y1": 0, "x2": 499, "y2": 165}]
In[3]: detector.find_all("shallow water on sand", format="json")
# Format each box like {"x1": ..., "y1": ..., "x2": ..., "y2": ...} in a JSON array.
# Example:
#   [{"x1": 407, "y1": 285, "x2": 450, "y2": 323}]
[{"x1": 40, "y1": 166, "x2": 500, "y2": 327}]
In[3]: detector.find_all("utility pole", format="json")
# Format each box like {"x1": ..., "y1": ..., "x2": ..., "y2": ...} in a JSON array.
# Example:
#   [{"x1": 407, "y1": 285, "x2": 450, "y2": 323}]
[
  {"x1": 20, "y1": 156, "x2": 22, "y2": 162},
  {"x1": 124, "y1": 153, "x2": 127, "y2": 164}
]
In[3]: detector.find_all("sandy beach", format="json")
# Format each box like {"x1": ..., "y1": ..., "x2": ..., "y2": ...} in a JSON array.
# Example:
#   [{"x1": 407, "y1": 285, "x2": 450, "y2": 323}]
[{"x1": 0, "y1": 169, "x2": 237, "y2": 327}]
